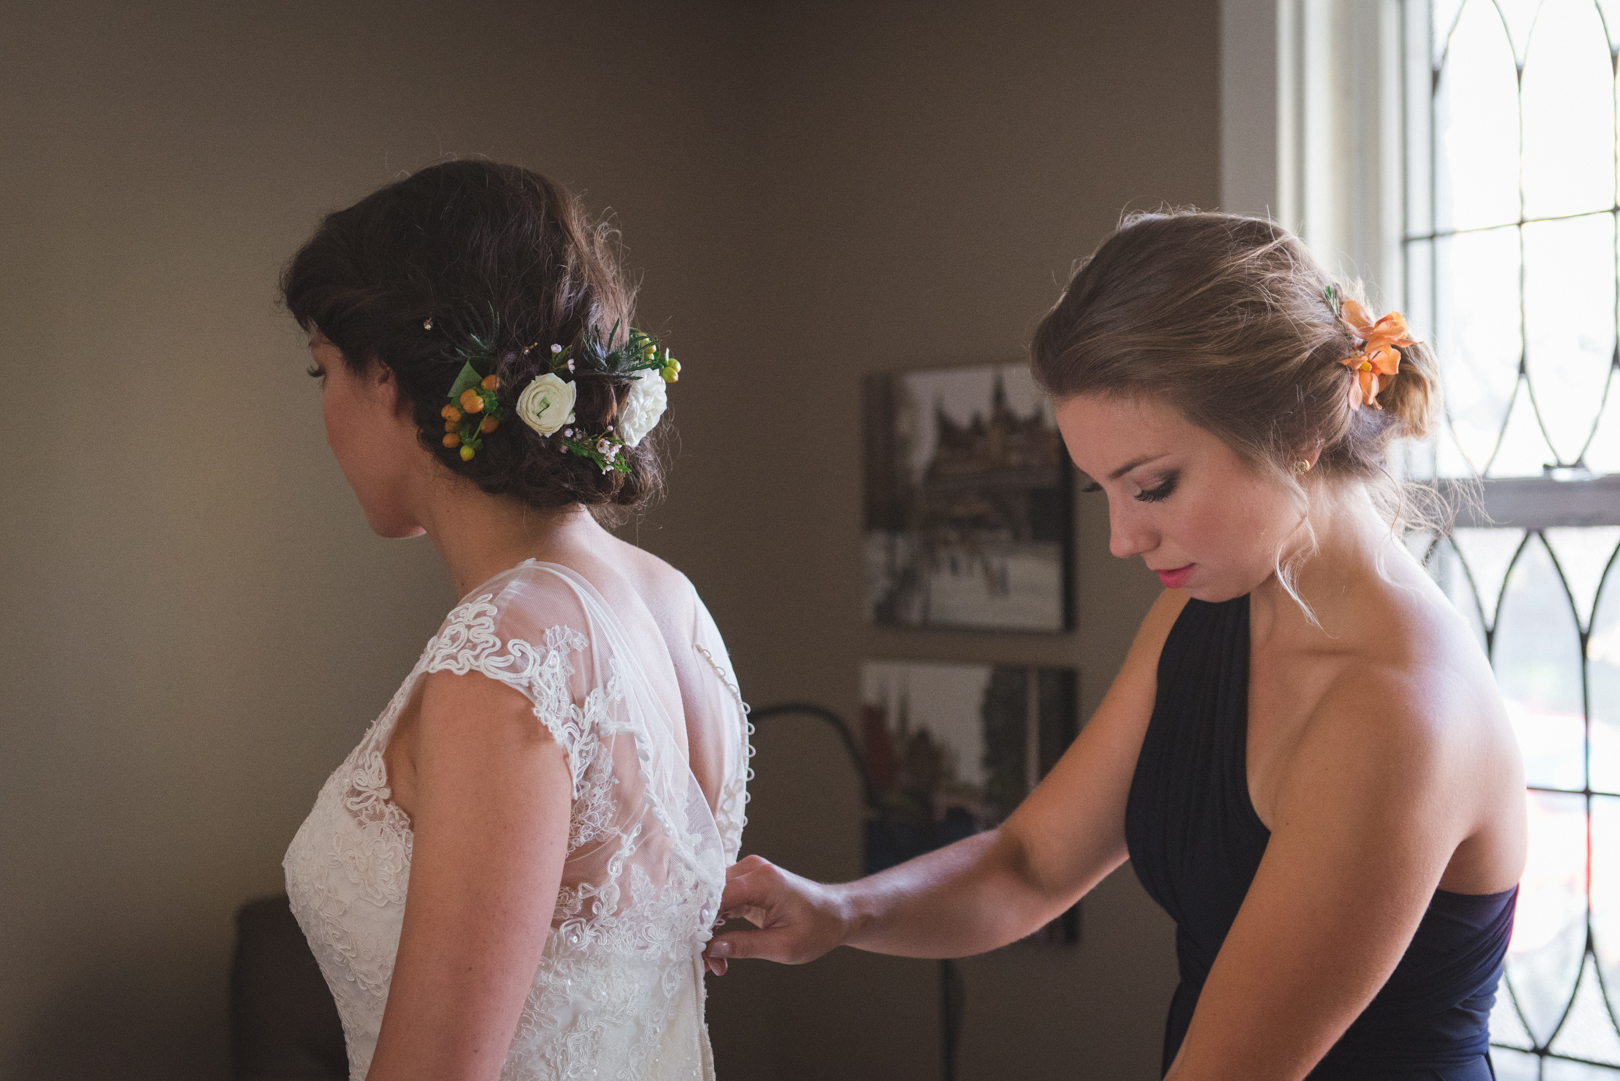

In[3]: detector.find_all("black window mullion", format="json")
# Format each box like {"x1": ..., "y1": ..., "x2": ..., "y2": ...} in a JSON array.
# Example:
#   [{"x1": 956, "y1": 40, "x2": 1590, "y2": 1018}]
[{"x1": 1410, "y1": 2, "x2": 1620, "y2": 1073}]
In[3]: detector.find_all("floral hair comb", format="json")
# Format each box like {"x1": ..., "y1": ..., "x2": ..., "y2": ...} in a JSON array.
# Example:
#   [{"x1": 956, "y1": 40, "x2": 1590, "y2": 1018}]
[
  {"x1": 437, "y1": 319, "x2": 679, "y2": 470},
  {"x1": 440, "y1": 362, "x2": 508, "y2": 461},
  {"x1": 1325, "y1": 284, "x2": 1417, "y2": 412}
]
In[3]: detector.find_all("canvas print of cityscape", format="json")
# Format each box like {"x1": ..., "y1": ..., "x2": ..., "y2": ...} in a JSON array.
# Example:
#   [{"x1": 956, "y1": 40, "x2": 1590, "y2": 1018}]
[
  {"x1": 863, "y1": 362, "x2": 1073, "y2": 631},
  {"x1": 860, "y1": 659, "x2": 1080, "y2": 944}
]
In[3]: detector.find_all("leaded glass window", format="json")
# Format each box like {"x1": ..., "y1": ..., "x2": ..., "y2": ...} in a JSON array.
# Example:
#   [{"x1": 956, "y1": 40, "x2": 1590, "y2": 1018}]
[{"x1": 1403, "y1": 1, "x2": 1620, "y2": 1075}]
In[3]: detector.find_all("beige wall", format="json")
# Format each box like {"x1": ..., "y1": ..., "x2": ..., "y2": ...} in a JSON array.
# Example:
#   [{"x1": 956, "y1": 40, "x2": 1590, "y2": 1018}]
[{"x1": 0, "y1": 2, "x2": 1214, "y2": 1078}]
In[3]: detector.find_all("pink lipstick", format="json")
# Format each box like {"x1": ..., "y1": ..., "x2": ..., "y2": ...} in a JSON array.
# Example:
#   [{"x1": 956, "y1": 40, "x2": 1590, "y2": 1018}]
[{"x1": 1155, "y1": 564, "x2": 1194, "y2": 589}]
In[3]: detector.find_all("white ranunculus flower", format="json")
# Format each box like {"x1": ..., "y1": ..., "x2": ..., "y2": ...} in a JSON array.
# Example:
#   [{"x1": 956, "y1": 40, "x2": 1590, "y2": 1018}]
[
  {"x1": 515, "y1": 373, "x2": 577, "y2": 436},
  {"x1": 617, "y1": 370, "x2": 667, "y2": 448}
]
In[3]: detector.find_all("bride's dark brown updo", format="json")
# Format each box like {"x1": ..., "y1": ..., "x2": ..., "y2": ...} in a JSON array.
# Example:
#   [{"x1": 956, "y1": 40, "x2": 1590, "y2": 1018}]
[{"x1": 281, "y1": 159, "x2": 665, "y2": 519}]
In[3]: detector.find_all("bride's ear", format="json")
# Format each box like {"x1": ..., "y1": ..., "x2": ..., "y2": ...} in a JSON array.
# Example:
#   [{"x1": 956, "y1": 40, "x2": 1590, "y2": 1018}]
[{"x1": 364, "y1": 359, "x2": 412, "y2": 420}]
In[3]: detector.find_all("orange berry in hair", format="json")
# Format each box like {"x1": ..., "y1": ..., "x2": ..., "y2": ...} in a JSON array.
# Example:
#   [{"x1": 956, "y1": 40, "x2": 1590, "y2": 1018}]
[
  {"x1": 443, "y1": 433, "x2": 461, "y2": 449},
  {"x1": 480, "y1": 416, "x2": 498, "y2": 434},
  {"x1": 459, "y1": 389, "x2": 485, "y2": 413},
  {"x1": 441, "y1": 404, "x2": 462, "y2": 422},
  {"x1": 481, "y1": 375, "x2": 500, "y2": 391}
]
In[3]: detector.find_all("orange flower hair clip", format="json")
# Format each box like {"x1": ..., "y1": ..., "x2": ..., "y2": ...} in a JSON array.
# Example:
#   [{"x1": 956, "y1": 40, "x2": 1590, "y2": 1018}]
[{"x1": 1325, "y1": 285, "x2": 1417, "y2": 412}]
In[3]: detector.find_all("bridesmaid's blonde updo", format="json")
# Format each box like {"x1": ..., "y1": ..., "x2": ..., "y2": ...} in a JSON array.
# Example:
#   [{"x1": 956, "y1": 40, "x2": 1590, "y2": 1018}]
[{"x1": 1031, "y1": 211, "x2": 1440, "y2": 512}]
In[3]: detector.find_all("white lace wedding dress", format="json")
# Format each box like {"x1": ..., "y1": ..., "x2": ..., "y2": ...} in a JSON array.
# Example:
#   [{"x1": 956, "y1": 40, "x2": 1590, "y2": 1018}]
[{"x1": 283, "y1": 560, "x2": 751, "y2": 1081}]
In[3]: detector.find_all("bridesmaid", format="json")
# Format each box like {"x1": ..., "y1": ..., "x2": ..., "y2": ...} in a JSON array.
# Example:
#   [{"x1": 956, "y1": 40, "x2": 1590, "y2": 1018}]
[{"x1": 707, "y1": 212, "x2": 1526, "y2": 1081}]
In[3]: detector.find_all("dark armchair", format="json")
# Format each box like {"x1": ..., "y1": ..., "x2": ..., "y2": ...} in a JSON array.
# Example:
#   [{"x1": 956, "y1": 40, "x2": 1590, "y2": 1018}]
[{"x1": 229, "y1": 894, "x2": 346, "y2": 1081}]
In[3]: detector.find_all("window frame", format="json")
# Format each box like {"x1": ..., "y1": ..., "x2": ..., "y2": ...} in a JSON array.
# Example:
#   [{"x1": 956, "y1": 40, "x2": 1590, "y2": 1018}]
[{"x1": 1220, "y1": 0, "x2": 1620, "y2": 1072}]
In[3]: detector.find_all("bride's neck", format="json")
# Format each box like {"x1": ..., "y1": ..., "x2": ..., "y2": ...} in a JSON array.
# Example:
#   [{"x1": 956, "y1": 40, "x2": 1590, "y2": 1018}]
[{"x1": 412, "y1": 479, "x2": 605, "y2": 596}]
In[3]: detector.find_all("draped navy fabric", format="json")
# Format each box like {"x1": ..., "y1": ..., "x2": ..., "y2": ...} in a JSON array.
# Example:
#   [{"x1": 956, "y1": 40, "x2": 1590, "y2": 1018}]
[{"x1": 1124, "y1": 595, "x2": 1517, "y2": 1080}]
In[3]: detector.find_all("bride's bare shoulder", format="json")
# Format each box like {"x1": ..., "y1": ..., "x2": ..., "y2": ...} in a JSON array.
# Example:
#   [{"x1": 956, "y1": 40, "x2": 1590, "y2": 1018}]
[{"x1": 591, "y1": 535, "x2": 699, "y2": 628}]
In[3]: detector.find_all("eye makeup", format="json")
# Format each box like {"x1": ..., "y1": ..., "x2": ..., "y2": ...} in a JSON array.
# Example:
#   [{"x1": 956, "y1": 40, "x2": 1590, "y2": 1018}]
[
  {"x1": 1079, "y1": 472, "x2": 1178, "y2": 500},
  {"x1": 1135, "y1": 471, "x2": 1179, "y2": 503}
]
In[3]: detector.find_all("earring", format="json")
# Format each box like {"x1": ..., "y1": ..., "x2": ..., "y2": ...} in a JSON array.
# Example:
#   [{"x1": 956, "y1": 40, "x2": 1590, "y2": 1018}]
[{"x1": 1292, "y1": 458, "x2": 1313, "y2": 474}]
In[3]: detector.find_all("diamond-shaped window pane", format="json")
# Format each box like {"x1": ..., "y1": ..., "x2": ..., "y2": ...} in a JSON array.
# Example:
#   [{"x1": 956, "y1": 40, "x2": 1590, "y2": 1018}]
[
  {"x1": 1524, "y1": 215, "x2": 1616, "y2": 466},
  {"x1": 1546, "y1": 954, "x2": 1620, "y2": 1065},
  {"x1": 1584, "y1": 365, "x2": 1620, "y2": 474},
  {"x1": 1601, "y1": 0, "x2": 1620, "y2": 51},
  {"x1": 1491, "y1": 1046, "x2": 1541, "y2": 1080},
  {"x1": 1429, "y1": 535, "x2": 1492, "y2": 653},
  {"x1": 1495, "y1": 0, "x2": 1543, "y2": 66},
  {"x1": 1436, "y1": 0, "x2": 1523, "y2": 232},
  {"x1": 1493, "y1": 375, "x2": 1562, "y2": 477},
  {"x1": 1543, "y1": 1057, "x2": 1620, "y2": 1079},
  {"x1": 1492, "y1": 972, "x2": 1539, "y2": 1049},
  {"x1": 1593, "y1": 797, "x2": 1620, "y2": 1021},
  {"x1": 1521, "y1": 0, "x2": 1615, "y2": 219},
  {"x1": 1494, "y1": 534, "x2": 1586, "y2": 790},
  {"x1": 1436, "y1": 227, "x2": 1523, "y2": 475},
  {"x1": 1545, "y1": 526, "x2": 1620, "y2": 632},
  {"x1": 1452, "y1": 527, "x2": 1526, "y2": 630},
  {"x1": 1592, "y1": 576, "x2": 1620, "y2": 794},
  {"x1": 1509, "y1": 790, "x2": 1589, "y2": 1045},
  {"x1": 1435, "y1": 0, "x2": 1470, "y2": 68}
]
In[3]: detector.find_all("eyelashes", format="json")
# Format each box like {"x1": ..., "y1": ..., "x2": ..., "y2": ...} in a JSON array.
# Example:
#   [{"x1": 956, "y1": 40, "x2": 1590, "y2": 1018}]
[
  {"x1": 1135, "y1": 472, "x2": 1178, "y2": 503},
  {"x1": 1079, "y1": 473, "x2": 1179, "y2": 502},
  {"x1": 306, "y1": 364, "x2": 325, "y2": 379}
]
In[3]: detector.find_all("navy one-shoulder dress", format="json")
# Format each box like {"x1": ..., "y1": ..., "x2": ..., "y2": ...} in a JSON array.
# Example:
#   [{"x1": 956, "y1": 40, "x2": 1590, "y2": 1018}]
[{"x1": 1124, "y1": 596, "x2": 1517, "y2": 1080}]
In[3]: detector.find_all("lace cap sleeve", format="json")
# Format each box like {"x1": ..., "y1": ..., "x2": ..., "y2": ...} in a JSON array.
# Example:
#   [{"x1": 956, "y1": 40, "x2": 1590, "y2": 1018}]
[{"x1": 420, "y1": 565, "x2": 603, "y2": 799}]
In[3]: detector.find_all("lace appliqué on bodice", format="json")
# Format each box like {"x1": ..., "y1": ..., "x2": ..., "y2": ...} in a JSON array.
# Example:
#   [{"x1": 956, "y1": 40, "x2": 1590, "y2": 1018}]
[{"x1": 283, "y1": 564, "x2": 747, "y2": 1081}]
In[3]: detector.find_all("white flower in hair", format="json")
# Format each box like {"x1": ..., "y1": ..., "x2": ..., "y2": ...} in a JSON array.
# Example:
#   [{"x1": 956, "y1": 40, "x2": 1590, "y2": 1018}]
[
  {"x1": 618, "y1": 370, "x2": 667, "y2": 448},
  {"x1": 515, "y1": 373, "x2": 577, "y2": 436}
]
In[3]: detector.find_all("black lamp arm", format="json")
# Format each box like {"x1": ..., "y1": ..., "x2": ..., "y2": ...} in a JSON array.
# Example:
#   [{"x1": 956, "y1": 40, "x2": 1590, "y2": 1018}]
[
  {"x1": 747, "y1": 701, "x2": 882, "y2": 813},
  {"x1": 746, "y1": 700, "x2": 963, "y2": 1081}
]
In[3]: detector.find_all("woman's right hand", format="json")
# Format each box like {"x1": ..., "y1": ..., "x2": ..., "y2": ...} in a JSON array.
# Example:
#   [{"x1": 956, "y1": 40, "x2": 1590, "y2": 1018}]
[
  {"x1": 701, "y1": 594, "x2": 1184, "y2": 977},
  {"x1": 703, "y1": 855, "x2": 850, "y2": 975}
]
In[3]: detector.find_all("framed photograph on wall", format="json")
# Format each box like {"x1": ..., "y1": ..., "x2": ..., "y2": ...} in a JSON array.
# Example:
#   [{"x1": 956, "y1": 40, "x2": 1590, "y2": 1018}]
[
  {"x1": 863, "y1": 362, "x2": 1073, "y2": 632},
  {"x1": 860, "y1": 659, "x2": 1080, "y2": 944}
]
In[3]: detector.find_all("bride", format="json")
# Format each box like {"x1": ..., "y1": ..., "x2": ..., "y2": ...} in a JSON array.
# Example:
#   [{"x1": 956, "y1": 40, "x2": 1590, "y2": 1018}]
[{"x1": 279, "y1": 159, "x2": 751, "y2": 1081}]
